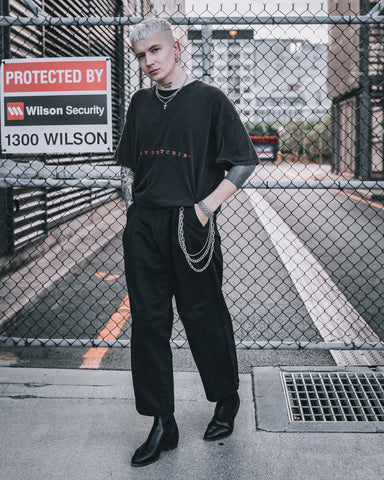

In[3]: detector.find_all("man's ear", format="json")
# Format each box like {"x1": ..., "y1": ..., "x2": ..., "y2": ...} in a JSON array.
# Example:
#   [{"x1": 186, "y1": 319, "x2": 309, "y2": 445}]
[{"x1": 173, "y1": 40, "x2": 181, "y2": 58}]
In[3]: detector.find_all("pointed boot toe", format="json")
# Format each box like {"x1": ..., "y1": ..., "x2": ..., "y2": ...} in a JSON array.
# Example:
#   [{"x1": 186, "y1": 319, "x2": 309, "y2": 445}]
[
  {"x1": 131, "y1": 414, "x2": 179, "y2": 467},
  {"x1": 203, "y1": 391, "x2": 240, "y2": 442}
]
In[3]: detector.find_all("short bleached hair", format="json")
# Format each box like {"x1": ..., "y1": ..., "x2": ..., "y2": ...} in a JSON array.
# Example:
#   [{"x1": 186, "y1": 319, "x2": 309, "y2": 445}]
[{"x1": 129, "y1": 19, "x2": 175, "y2": 46}]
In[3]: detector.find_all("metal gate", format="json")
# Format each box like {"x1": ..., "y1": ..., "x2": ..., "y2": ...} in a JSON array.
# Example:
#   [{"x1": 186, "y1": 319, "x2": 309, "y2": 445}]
[{"x1": 1, "y1": 0, "x2": 384, "y2": 352}]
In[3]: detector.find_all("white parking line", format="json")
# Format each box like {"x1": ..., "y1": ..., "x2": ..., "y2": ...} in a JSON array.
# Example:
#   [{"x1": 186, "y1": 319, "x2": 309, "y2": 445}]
[{"x1": 246, "y1": 190, "x2": 379, "y2": 345}]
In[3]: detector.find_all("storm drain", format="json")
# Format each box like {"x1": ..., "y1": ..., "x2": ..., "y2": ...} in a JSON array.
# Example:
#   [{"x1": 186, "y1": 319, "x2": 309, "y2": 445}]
[{"x1": 281, "y1": 371, "x2": 384, "y2": 422}]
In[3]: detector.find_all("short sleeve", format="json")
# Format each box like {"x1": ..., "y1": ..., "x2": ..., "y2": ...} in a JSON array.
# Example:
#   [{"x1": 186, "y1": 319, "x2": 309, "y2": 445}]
[
  {"x1": 114, "y1": 95, "x2": 137, "y2": 170},
  {"x1": 214, "y1": 94, "x2": 259, "y2": 170}
]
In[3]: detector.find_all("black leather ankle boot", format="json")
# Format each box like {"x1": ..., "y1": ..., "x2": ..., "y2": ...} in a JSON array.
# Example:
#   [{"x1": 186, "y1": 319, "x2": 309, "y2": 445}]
[
  {"x1": 203, "y1": 391, "x2": 240, "y2": 441},
  {"x1": 131, "y1": 414, "x2": 179, "y2": 467}
]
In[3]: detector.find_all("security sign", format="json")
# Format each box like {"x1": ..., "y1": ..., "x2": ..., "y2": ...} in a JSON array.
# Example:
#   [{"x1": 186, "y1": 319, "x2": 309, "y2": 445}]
[{"x1": 1, "y1": 57, "x2": 112, "y2": 154}]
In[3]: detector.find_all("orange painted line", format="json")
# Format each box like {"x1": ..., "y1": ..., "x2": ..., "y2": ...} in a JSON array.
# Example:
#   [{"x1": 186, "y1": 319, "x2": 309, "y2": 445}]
[
  {"x1": 0, "y1": 353, "x2": 19, "y2": 366},
  {"x1": 335, "y1": 190, "x2": 384, "y2": 212},
  {"x1": 105, "y1": 274, "x2": 120, "y2": 281},
  {"x1": 79, "y1": 294, "x2": 130, "y2": 369},
  {"x1": 94, "y1": 272, "x2": 120, "y2": 281},
  {"x1": 94, "y1": 271, "x2": 107, "y2": 278},
  {"x1": 80, "y1": 347, "x2": 109, "y2": 369}
]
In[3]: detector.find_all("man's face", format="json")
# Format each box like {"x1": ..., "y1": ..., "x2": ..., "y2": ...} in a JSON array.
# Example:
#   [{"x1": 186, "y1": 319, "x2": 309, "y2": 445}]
[{"x1": 132, "y1": 30, "x2": 178, "y2": 83}]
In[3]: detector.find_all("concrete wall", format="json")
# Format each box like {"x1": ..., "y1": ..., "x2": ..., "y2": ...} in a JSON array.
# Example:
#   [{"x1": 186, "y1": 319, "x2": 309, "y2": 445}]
[
  {"x1": 372, "y1": 105, "x2": 384, "y2": 174},
  {"x1": 338, "y1": 98, "x2": 357, "y2": 176},
  {"x1": 328, "y1": 0, "x2": 360, "y2": 100},
  {"x1": 329, "y1": 0, "x2": 383, "y2": 176}
]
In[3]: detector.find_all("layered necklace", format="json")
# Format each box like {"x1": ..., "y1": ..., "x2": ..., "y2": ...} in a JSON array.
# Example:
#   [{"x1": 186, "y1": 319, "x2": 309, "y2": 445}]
[{"x1": 155, "y1": 73, "x2": 189, "y2": 110}]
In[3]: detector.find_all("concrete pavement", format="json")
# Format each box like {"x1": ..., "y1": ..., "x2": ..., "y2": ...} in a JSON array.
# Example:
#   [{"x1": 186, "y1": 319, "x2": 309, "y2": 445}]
[{"x1": 1, "y1": 366, "x2": 383, "y2": 480}]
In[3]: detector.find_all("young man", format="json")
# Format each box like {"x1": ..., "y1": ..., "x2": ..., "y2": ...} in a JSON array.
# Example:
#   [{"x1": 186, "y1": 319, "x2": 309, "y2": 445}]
[{"x1": 116, "y1": 19, "x2": 259, "y2": 467}]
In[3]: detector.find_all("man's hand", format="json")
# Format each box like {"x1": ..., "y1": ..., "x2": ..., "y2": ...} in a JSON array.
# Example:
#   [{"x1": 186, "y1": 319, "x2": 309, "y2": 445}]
[
  {"x1": 194, "y1": 203, "x2": 209, "y2": 227},
  {"x1": 195, "y1": 178, "x2": 238, "y2": 226}
]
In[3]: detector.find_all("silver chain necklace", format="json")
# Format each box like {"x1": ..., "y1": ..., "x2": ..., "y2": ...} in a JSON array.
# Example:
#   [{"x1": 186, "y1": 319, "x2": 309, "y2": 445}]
[{"x1": 155, "y1": 74, "x2": 189, "y2": 110}]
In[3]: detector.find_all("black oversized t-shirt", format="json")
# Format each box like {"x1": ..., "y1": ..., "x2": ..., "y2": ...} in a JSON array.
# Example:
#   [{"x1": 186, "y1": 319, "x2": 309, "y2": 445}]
[{"x1": 116, "y1": 79, "x2": 259, "y2": 208}]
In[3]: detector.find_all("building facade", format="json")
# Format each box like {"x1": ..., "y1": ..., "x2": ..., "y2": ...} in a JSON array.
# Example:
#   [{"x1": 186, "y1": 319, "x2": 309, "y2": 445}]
[
  {"x1": 187, "y1": 30, "x2": 330, "y2": 127},
  {"x1": 328, "y1": 0, "x2": 384, "y2": 178}
]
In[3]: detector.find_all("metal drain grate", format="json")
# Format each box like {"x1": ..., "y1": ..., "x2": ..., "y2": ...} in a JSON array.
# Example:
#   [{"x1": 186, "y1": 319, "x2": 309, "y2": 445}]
[{"x1": 281, "y1": 371, "x2": 384, "y2": 422}]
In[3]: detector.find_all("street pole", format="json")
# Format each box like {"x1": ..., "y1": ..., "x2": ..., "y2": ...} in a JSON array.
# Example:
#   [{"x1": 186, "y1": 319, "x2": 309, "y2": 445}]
[
  {"x1": 359, "y1": 0, "x2": 372, "y2": 180},
  {"x1": 202, "y1": 24, "x2": 212, "y2": 84},
  {"x1": 0, "y1": 0, "x2": 12, "y2": 256}
]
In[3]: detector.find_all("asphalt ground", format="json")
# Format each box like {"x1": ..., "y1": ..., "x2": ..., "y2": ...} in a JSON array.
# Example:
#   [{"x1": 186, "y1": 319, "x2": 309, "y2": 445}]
[
  {"x1": 0, "y1": 345, "x2": 334, "y2": 371},
  {"x1": 1, "y1": 163, "x2": 383, "y2": 368},
  {"x1": 262, "y1": 188, "x2": 384, "y2": 336},
  {"x1": 2, "y1": 235, "x2": 128, "y2": 342},
  {"x1": 3, "y1": 190, "x2": 383, "y2": 344},
  {"x1": 2, "y1": 189, "x2": 324, "y2": 347}
]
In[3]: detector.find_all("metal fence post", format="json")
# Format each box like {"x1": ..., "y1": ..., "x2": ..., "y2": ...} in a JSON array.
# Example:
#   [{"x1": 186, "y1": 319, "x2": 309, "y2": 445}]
[
  {"x1": 38, "y1": 11, "x2": 49, "y2": 238},
  {"x1": 337, "y1": 103, "x2": 341, "y2": 173},
  {"x1": 116, "y1": 0, "x2": 125, "y2": 136},
  {"x1": 360, "y1": 0, "x2": 373, "y2": 180},
  {"x1": 330, "y1": 104, "x2": 335, "y2": 173},
  {"x1": 138, "y1": 0, "x2": 145, "y2": 88},
  {"x1": 0, "y1": 0, "x2": 9, "y2": 60},
  {"x1": 355, "y1": 94, "x2": 361, "y2": 178},
  {"x1": 201, "y1": 24, "x2": 212, "y2": 83},
  {"x1": 334, "y1": 103, "x2": 341, "y2": 173},
  {"x1": 0, "y1": 0, "x2": 13, "y2": 256}
]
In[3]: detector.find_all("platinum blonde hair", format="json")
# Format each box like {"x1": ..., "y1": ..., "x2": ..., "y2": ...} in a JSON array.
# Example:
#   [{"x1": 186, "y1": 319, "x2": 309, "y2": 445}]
[{"x1": 129, "y1": 19, "x2": 175, "y2": 46}]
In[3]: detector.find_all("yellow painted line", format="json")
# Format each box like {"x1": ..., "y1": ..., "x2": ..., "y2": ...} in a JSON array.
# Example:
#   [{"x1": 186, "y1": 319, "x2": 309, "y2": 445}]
[
  {"x1": 335, "y1": 190, "x2": 384, "y2": 212},
  {"x1": 79, "y1": 294, "x2": 130, "y2": 369}
]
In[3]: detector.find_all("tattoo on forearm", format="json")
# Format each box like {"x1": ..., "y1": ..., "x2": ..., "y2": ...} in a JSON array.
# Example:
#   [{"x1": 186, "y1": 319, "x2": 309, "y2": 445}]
[
  {"x1": 120, "y1": 166, "x2": 134, "y2": 210},
  {"x1": 225, "y1": 165, "x2": 255, "y2": 189}
]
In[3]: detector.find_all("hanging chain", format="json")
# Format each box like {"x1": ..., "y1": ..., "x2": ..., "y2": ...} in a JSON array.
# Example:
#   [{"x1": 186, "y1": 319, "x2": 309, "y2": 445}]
[{"x1": 178, "y1": 207, "x2": 216, "y2": 272}]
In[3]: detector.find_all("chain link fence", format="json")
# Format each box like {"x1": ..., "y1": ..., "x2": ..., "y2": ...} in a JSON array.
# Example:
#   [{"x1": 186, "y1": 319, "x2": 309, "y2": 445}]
[{"x1": 1, "y1": 0, "x2": 384, "y2": 351}]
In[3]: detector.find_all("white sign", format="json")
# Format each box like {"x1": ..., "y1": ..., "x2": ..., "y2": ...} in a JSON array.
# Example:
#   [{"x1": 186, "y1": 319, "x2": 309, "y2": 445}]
[{"x1": 1, "y1": 57, "x2": 112, "y2": 154}]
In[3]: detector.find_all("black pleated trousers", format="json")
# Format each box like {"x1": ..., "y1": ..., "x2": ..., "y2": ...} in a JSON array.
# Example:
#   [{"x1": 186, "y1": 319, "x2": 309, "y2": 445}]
[{"x1": 123, "y1": 203, "x2": 239, "y2": 416}]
